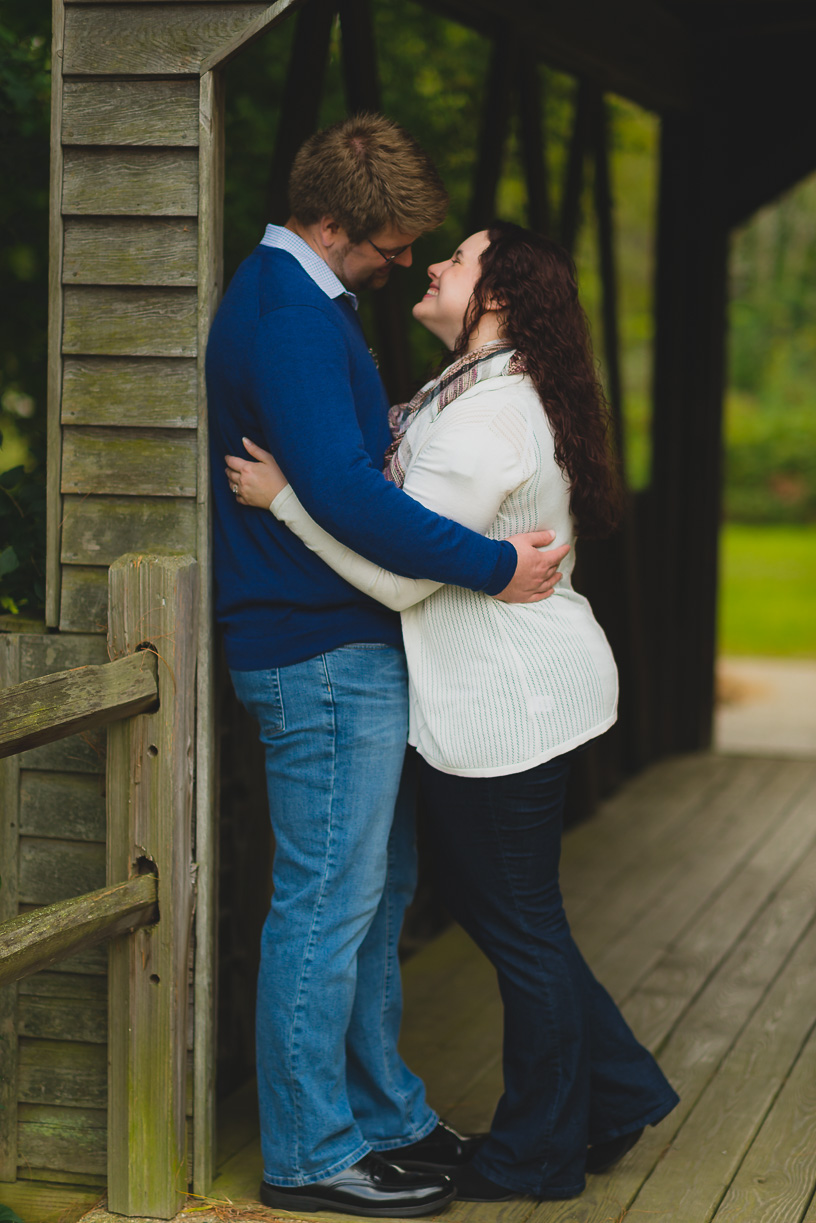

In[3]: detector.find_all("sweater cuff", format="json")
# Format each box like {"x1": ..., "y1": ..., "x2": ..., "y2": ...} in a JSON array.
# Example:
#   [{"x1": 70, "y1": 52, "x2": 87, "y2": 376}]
[{"x1": 482, "y1": 540, "x2": 516, "y2": 595}]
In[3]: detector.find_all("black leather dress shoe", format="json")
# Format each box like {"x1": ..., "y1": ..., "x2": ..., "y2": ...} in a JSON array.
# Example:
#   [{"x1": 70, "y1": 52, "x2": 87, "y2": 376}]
[
  {"x1": 586, "y1": 1126, "x2": 644, "y2": 1174},
  {"x1": 379, "y1": 1120, "x2": 487, "y2": 1169},
  {"x1": 258, "y1": 1152, "x2": 456, "y2": 1217}
]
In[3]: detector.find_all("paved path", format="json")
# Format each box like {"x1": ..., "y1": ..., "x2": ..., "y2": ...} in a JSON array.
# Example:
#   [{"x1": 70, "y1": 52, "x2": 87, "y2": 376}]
[{"x1": 715, "y1": 656, "x2": 816, "y2": 758}]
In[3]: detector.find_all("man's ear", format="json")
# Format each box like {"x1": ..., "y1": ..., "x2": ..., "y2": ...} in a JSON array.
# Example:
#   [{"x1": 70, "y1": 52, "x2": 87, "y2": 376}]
[{"x1": 318, "y1": 216, "x2": 345, "y2": 250}]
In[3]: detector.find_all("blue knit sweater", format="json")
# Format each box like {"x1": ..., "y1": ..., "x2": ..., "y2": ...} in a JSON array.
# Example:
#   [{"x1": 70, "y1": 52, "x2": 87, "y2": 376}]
[{"x1": 207, "y1": 245, "x2": 516, "y2": 670}]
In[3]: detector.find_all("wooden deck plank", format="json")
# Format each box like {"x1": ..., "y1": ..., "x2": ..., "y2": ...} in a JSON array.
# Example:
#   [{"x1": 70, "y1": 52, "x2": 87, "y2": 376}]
[
  {"x1": 69, "y1": 754, "x2": 816, "y2": 1222},
  {"x1": 627, "y1": 911, "x2": 816, "y2": 1221},
  {"x1": 546, "y1": 835, "x2": 816, "y2": 1222},
  {"x1": 710, "y1": 1014, "x2": 816, "y2": 1223},
  {"x1": 585, "y1": 759, "x2": 812, "y2": 1001}
]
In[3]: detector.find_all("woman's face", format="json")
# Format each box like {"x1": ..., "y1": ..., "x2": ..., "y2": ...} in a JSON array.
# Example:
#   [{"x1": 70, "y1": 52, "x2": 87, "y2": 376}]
[{"x1": 412, "y1": 230, "x2": 491, "y2": 350}]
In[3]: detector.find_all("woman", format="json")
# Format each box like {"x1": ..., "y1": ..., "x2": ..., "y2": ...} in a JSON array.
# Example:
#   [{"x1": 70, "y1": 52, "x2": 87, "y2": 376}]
[{"x1": 225, "y1": 222, "x2": 679, "y2": 1201}]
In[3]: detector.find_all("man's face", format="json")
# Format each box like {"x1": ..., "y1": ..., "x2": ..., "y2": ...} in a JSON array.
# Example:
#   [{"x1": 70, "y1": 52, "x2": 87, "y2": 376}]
[{"x1": 329, "y1": 222, "x2": 419, "y2": 292}]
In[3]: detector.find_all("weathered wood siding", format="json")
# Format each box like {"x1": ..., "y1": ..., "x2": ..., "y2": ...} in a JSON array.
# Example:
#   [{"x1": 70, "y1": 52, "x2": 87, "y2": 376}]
[
  {"x1": 23, "y1": 0, "x2": 284, "y2": 1200},
  {"x1": 0, "y1": 633, "x2": 108, "y2": 1187}
]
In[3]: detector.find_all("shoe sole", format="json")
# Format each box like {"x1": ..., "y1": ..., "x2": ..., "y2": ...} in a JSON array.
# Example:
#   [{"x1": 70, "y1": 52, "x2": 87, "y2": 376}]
[{"x1": 259, "y1": 1185, "x2": 457, "y2": 1217}]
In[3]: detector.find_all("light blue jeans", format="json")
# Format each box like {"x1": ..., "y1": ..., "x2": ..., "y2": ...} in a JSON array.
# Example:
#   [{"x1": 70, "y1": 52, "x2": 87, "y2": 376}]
[{"x1": 230, "y1": 644, "x2": 437, "y2": 1186}]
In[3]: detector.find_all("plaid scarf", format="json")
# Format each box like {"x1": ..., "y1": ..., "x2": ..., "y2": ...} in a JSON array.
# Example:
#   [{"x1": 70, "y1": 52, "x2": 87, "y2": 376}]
[{"x1": 383, "y1": 343, "x2": 527, "y2": 486}]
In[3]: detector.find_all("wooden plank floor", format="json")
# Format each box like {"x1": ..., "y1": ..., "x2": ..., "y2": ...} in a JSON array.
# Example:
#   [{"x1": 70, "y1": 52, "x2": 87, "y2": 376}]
[{"x1": 80, "y1": 751, "x2": 816, "y2": 1223}]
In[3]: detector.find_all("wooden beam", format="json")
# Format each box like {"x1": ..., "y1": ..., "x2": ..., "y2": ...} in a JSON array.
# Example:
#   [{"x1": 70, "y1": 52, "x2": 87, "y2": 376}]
[
  {"x1": 106, "y1": 554, "x2": 198, "y2": 1220},
  {"x1": 590, "y1": 88, "x2": 623, "y2": 456},
  {"x1": 559, "y1": 78, "x2": 592, "y2": 253},
  {"x1": 647, "y1": 111, "x2": 729, "y2": 755},
  {"x1": 424, "y1": 0, "x2": 693, "y2": 113},
  {"x1": 339, "y1": 0, "x2": 381, "y2": 112},
  {"x1": 0, "y1": 650, "x2": 159, "y2": 760},
  {"x1": 199, "y1": 0, "x2": 307, "y2": 74},
  {"x1": 193, "y1": 67, "x2": 224, "y2": 1198},
  {"x1": 0, "y1": 637, "x2": 21, "y2": 1178},
  {"x1": 0, "y1": 877, "x2": 158, "y2": 989},
  {"x1": 46, "y1": 0, "x2": 66, "y2": 627},
  {"x1": 468, "y1": 29, "x2": 516, "y2": 230},
  {"x1": 267, "y1": 0, "x2": 337, "y2": 224},
  {"x1": 518, "y1": 49, "x2": 550, "y2": 234}
]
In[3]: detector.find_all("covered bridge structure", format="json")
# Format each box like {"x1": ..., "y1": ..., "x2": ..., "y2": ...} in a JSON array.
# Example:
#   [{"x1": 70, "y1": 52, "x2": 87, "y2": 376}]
[{"x1": 1, "y1": 0, "x2": 815, "y2": 1218}]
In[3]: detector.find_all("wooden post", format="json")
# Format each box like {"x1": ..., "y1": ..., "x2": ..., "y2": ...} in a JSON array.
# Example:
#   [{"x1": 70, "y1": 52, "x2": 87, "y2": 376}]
[
  {"x1": 106, "y1": 554, "x2": 198, "y2": 1219},
  {"x1": 467, "y1": 29, "x2": 516, "y2": 230},
  {"x1": 648, "y1": 110, "x2": 729, "y2": 755},
  {"x1": 193, "y1": 67, "x2": 224, "y2": 1198},
  {"x1": 559, "y1": 78, "x2": 592, "y2": 253},
  {"x1": 338, "y1": 0, "x2": 380, "y2": 112},
  {"x1": 0, "y1": 636, "x2": 21, "y2": 1180},
  {"x1": 518, "y1": 50, "x2": 550, "y2": 234},
  {"x1": 46, "y1": 0, "x2": 66, "y2": 627},
  {"x1": 586, "y1": 88, "x2": 651, "y2": 771},
  {"x1": 266, "y1": 0, "x2": 337, "y2": 223}
]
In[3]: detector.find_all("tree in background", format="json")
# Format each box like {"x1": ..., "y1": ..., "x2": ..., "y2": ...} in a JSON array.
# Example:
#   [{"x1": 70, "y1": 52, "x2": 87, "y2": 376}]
[{"x1": 0, "y1": 1, "x2": 50, "y2": 616}]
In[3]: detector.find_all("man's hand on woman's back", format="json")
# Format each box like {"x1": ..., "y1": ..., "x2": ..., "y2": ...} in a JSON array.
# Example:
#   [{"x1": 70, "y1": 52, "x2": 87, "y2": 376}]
[{"x1": 496, "y1": 532, "x2": 570, "y2": 603}]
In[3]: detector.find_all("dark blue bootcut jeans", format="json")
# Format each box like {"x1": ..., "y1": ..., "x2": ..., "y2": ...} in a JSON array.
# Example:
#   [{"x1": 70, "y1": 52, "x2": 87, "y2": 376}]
[{"x1": 418, "y1": 751, "x2": 679, "y2": 1199}]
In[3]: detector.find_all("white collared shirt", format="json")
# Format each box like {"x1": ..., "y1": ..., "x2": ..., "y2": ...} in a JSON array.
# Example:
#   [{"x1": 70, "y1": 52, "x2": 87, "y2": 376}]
[{"x1": 260, "y1": 224, "x2": 359, "y2": 310}]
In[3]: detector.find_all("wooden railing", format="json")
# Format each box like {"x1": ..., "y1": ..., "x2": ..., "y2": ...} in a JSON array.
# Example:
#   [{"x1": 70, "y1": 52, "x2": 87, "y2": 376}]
[{"x1": 0, "y1": 553, "x2": 198, "y2": 1220}]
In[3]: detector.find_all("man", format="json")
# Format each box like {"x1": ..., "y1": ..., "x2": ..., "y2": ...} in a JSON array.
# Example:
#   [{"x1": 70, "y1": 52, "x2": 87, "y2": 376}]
[{"x1": 207, "y1": 114, "x2": 568, "y2": 1217}]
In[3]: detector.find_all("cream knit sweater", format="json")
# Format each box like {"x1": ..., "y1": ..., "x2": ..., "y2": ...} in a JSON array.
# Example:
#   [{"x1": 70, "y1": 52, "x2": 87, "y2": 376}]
[{"x1": 270, "y1": 362, "x2": 618, "y2": 776}]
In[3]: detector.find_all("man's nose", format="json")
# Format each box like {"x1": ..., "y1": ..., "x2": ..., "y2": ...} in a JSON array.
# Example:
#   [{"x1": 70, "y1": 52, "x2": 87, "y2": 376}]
[{"x1": 395, "y1": 246, "x2": 413, "y2": 268}]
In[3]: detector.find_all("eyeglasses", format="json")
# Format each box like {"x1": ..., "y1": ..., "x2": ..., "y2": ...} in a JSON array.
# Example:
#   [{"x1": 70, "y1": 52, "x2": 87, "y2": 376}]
[{"x1": 366, "y1": 238, "x2": 412, "y2": 265}]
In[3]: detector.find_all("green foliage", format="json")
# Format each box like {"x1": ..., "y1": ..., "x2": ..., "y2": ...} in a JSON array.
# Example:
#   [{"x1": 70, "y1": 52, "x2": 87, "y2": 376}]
[
  {"x1": 724, "y1": 391, "x2": 816, "y2": 523},
  {"x1": 0, "y1": 0, "x2": 51, "y2": 619},
  {"x1": 0, "y1": 459, "x2": 46, "y2": 614},
  {"x1": 718, "y1": 524, "x2": 816, "y2": 657},
  {"x1": 0, "y1": 1205, "x2": 24, "y2": 1223}
]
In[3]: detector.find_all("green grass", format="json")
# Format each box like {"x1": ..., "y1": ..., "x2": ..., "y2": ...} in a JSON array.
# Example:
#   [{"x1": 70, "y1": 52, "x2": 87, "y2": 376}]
[{"x1": 718, "y1": 523, "x2": 816, "y2": 657}]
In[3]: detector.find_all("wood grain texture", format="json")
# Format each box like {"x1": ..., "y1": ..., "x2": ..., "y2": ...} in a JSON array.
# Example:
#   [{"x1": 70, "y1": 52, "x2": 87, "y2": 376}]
[
  {"x1": 62, "y1": 79, "x2": 199, "y2": 146},
  {"x1": 18, "y1": 1104, "x2": 107, "y2": 1176},
  {"x1": 18, "y1": 1039, "x2": 107, "y2": 1108},
  {"x1": 19, "y1": 839, "x2": 107, "y2": 908},
  {"x1": 0, "y1": 636, "x2": 20, "y2": 1177},
  {"x1": 63, "y1": 217, "x2": 198, "y2": 286},
  {"x1": 0, "y1": 650, "x2": 158, "y2": 759},
  {"x1": 200, "y1": 0, "x2": 305, "y2": 72},
  {"x1": 0, "y1": 1179, "x2": 99, "y2": 1223},
  {"x1": 62, "y1": 286, "x2": 198, "y2": 357},
  {"x1": 0, "y1": 877, "x2": 157, "y2": 988},
  {"x1": 59, "y1": 566, "x2": 109, "y2": 635},
  {"x1": 61, "y1": 426, "x2": 197, "y2": 498},
  {"x1": 60, "y1": 495, "x2": 197, "y2": 566},
  {"x1": 20, "y1": 770, "x2": 106, "y2": 842},
  {"x1": 62, "y1": 148, "x2": 198, "y2": 216},
  {"x1": 18, "y1": 972, "x2": 107, "y2": 1002},
  {"x1": 18, "y1": 632, "x2": 109, "y2": 680},
  {"x1": 62, "y1": 356, "x2": 198, "y2": 428},
  {"x1": 46, "y1": 1, "x2": 66, "y2": 627},
  {"x1": 63, "y1": 4, "x2": 269, "y2": 75},
  {"x1": 107, "y1": 554, "x2": 198, "y2": 1217},
  {"x1": 18, "y1": 996, "x2": 108, "y2": 1045},
  {"x1": 193, "y1": 65, "x2": 224, "y2": 1196}
]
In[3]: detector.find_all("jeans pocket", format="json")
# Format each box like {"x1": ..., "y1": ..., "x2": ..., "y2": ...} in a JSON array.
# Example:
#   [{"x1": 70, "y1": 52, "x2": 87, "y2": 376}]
[{"x1": 230, "y1": 667, "x2": 286, "y2": 738}]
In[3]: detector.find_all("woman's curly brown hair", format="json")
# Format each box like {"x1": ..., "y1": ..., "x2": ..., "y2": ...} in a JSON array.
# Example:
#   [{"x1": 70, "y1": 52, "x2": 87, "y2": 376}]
[{"x1": 452, "y1": 221, "x2": 623, "y2": 539}]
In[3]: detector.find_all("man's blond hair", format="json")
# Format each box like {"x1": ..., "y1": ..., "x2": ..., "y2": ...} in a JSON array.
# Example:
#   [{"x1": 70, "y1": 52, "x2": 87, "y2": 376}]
[{"x1": 288, "y1": 113, "x2": 448, "y2": 243}]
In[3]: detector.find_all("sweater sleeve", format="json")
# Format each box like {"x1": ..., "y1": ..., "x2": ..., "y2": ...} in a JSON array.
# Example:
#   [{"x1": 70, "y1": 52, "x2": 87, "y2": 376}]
[
  {"x1": 248, "y1": 305, "x2": 517, "y2": 594},
  {"x1": 268, "y1": 395, "x2": 525, "y2": 611}
]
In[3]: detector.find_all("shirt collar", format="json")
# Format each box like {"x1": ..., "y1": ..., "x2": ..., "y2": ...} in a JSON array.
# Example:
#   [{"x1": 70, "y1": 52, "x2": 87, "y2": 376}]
[{"x1": 260, "y1": 224, "x2": 359, "y2": 310}]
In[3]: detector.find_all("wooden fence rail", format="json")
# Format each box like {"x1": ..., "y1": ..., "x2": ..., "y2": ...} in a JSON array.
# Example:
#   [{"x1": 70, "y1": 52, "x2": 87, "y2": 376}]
[
  {"x1": 0, "y1": 875, "x2": 158, "y2": 987},
  {"x1": 0, "y1": 552, "x2": 198, "y2": 1219},
  {"x1": 0, "y1": 648, "x2": 158, "y2": 758}
]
